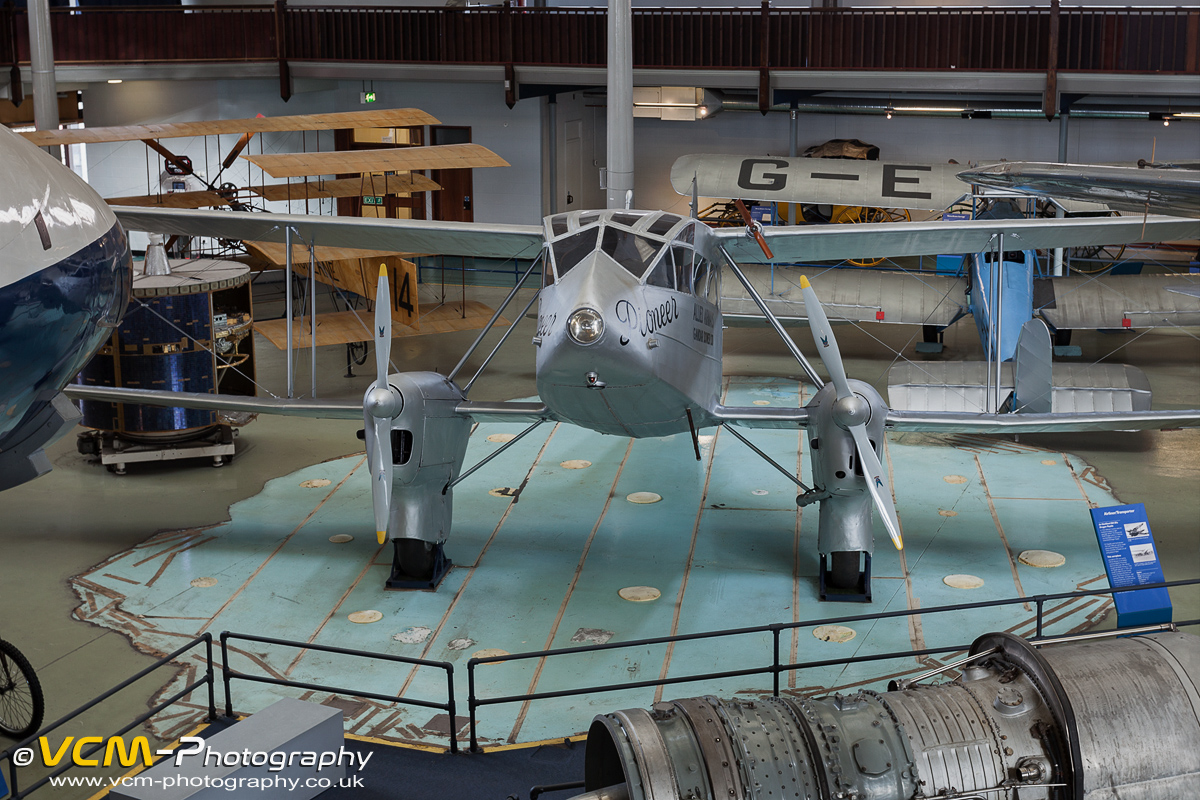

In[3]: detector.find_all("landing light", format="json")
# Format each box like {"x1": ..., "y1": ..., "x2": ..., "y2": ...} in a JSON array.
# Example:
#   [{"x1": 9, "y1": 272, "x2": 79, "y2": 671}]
[{"x1": 567, "y1": 308, "x2": 604, "y2": 345}]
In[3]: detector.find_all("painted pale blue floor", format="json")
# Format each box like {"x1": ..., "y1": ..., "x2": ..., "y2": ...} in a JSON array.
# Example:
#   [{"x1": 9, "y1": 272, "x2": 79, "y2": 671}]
[{"x1": 71, "y1": 377, "x2": 1118, "y2": 747}]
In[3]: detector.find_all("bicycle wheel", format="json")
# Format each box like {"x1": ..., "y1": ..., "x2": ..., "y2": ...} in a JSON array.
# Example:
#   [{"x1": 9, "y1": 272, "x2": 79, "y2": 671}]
[{"x1": 0, "y1": 639, "x2": 44, "y2": 739}]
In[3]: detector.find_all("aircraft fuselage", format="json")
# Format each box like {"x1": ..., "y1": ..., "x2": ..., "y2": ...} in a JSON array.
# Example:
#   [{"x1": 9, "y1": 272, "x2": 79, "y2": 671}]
[
  {"x1": 0, "y1": 127, "x2": 132, "y2": 489},
  {"x1": 533, "y1": 210, "x2": 723, "y2": 438}
]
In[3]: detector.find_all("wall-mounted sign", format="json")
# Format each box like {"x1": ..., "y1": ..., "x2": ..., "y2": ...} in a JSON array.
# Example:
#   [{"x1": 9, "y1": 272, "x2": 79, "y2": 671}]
[
  {"x1": 1089, "y1": 503, "x2": 1172, "y2": 627},
  {"x1": 362, "y1": 196, "x2": 384, "y2": 206}
]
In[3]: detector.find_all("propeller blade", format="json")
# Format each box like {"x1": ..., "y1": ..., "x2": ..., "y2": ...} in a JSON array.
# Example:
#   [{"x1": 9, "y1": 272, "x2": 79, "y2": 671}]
[
  {"x1": 734, "y1": 199, "x2": 775, "y2": 260},
  {"x1": 848, "y1": 425, "x2": 903, "y2": 550},
  {"x1": 798, "y1": 275, "x2": 853, "y2": 399},
  {"x1": 369, "y1": 263, "x2": 395, "y2": 545},
  {"x1": 375, "y1": 263, "x2": 391, "y2": 384},
  {"x1": 370, "y1": 414, "x2": 393, "y2": 545}
]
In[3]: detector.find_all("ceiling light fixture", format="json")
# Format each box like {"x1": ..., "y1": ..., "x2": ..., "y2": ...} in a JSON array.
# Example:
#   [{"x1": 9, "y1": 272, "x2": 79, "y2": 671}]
[{"x1": 107, "y1": 79, "x2": 122, "y2": 84}]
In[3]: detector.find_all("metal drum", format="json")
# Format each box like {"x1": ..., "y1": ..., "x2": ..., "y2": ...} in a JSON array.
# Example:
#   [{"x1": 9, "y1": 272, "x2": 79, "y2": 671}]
[{"x1": 75, "y1": 259, "x2": 252, "y2": 443}]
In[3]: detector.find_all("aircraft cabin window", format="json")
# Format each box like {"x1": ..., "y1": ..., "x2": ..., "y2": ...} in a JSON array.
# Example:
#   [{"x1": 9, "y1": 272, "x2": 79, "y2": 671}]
[
  {"x1": 645, "y1": 254, "x2": 674, "y2": 290},
  {"x1": 672, "y1": 245, "x2": 694, "y2": 293},
  {"x1": 693, "y1": 259, "x2": 709, "y2": 298},
  {"x1": 578, "y1": 211, "x2": 601, "y2": 227},
  {"x1": 601, "y1": 227, "x2": 660, "y2": 278},
  {"x1": 648, "y1": 213, "x2": 683, "y2": 236},
  {"x1": 674, "y1": 225, "x2": 695, "y2": 245},
  {"x1": 706, "y1": 263, "x2": 721, "y2": 305},
  {"x1": 610, "y1": 211, "x2": 643, "y2": 227},
  {"x1": 552, "y1": 227, "x2": 599, "y2": 280},
  {"x1": 550, "y1": 214, "x2": 570, "y2": 237}
]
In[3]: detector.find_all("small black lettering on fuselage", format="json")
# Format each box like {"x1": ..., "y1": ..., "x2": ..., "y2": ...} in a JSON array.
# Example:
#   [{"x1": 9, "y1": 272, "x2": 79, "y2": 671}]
[
  {"x1": 536, "y1": 313, "x2": 557, "y2": 338},
  {"x1": 692, "y1": 303, "x2": 715, "y2": 328},
  {"x1": 735, "y1": 158, "x2": 934, "y2": 201}
]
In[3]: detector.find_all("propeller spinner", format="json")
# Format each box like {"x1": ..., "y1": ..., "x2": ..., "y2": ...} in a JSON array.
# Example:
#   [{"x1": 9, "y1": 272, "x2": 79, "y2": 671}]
[
  {"x1": 799, "y1": 275, "x2": 903, "y2": 551},
  {"x1": 364, "y1": 264, "x2": 403, "y2": 544}
]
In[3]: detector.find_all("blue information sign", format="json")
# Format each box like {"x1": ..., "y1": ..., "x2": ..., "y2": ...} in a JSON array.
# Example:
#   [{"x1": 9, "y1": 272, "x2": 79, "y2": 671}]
[{"x1": 1090, "y1": 503, "x2": 1172, "y2": 627}]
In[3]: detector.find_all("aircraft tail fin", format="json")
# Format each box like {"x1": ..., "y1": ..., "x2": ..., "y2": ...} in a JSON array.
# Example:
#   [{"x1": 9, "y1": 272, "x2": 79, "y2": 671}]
[{"x1": 1013, "y1": 318, "x2": 1054, "y2": 414}]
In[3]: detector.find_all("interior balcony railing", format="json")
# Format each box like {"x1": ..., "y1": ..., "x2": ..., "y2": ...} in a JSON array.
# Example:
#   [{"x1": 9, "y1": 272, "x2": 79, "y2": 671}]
[{"x1": 3, "y1": 4, "x2": 1197, "y2": 101}]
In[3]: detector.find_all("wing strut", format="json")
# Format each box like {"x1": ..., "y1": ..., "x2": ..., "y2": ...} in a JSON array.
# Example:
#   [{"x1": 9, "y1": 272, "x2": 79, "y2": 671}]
[
  {"x1": 719, "y1": 245, "x2": 825, "y2": 389},
  {"x1": 447, "y1": 250, "x2": 544, "y2": 387},
  {"x1": 444, "y1": 419, "x2": 548, "y2": 493},
  {"x1": 462, "y1": 285, "x2": 541, "y2": 395},
  {"x1": 722, "y1": 424, "x2": 814, "y2": 493}
]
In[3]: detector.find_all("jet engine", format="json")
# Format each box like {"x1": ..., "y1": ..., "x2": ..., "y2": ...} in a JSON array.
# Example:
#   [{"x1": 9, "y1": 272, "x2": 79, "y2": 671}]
[{"x1": 570, "y1": 630, "x2": 1199, "y2": 800}]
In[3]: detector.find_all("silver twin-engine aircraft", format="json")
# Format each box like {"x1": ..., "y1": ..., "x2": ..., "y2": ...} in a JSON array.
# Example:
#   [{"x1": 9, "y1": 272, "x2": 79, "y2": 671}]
[
  {"x1": 8, "y1": 121, "x2": 1200, "y2": 597},
  {"x1": 67, "y1": 197, "x2": 1200, "y2": 599}
]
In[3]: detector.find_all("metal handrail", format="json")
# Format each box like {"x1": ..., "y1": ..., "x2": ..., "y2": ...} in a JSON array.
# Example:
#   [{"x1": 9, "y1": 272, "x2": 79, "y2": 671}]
[
  {"x1": 465, "y1": 578, "x2": 1199, "y2": 751},
  {"x1": 218, "y1": 631, "x2": 459, "y2": 752},
  {"x1": 0, "y1": 634, "x2": 215, "y2": 799}
]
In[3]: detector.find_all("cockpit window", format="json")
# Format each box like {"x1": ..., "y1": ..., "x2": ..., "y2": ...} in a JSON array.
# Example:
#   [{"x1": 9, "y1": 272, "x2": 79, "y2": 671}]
[
  {"x1": 672, "y1": 245, "x2": 694, "y2": 293},
  {"x1": 610, "y1": 211, "x2": 643, "y2": 227},
  {"x1": 550, "y1": 214, "x2": 570, "y2": 237},
  {"x1": 648, "y1": 213, "x2": 683, "y2": 236},
  {"x1": 674, "y1": 224, "x2": 694, "y2": 245},
  {"x1": 551, "y1": 227, "x2": 599, "y2": 280},
  {"x1": 578, "y1": 211, "x2": 601, "y2": 226},
  {"x1": 601, "y1": 227, "x2": 660, "y2": 278},
  {"x1": 645, "y1": 253, "x2": 675, "y2": 289}
]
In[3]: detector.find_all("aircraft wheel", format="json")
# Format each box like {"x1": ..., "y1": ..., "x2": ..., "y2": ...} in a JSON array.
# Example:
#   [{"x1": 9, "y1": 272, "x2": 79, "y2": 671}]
[
  {"x1": 396, "y1": 539, "x2": 436, "y2": 580},
  {"x1": 829, "y1": 551, "x2": 861, "y2": 589}
]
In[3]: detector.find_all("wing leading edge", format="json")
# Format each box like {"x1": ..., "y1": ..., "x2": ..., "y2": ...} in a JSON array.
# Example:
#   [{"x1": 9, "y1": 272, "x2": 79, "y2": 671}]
[
  {"x1": 716, "y1": 215, "x2": 1200, "y2": 264},
  {"x1": 112, "y1": 207, "x2": 545, "y2": 261}
]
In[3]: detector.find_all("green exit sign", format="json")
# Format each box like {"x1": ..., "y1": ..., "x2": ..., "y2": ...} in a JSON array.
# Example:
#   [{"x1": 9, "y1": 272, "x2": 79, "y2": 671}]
[
  {"x1": 363, "y1": 196, "x2": 384, "y2": 206},
  {"x1": 360, "y1": 91, "x2": 377, "y2": 104}
]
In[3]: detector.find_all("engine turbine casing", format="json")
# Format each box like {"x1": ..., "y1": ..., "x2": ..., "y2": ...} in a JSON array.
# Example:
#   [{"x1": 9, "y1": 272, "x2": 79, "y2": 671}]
[{"x1": 574, "y1": 631, "x2": 1200, "y2": 800}]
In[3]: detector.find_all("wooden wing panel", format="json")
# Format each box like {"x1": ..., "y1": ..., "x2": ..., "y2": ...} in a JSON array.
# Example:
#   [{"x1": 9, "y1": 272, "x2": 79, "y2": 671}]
[
  {"x1": 106, "y1": 191, "x2": 231, "y2": 209},
  {"x1": 243, "y1": 144, "x2": 509, "y2": 179},
  {"x1": 19, "y1": 109, "x2": 440, "y2": 146},
  {"x1": 249, "y1": 173, "x2": 441, "y2": 202}
]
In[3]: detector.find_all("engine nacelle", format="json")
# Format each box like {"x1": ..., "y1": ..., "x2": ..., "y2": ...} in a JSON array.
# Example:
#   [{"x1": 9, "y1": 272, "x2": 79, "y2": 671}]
[
  {"x1": 573, "y1": 630, "x2": 1200, "y2": 800},
  {"x1": 374, "y1": 371, "x2": 471, "y2": 585}
]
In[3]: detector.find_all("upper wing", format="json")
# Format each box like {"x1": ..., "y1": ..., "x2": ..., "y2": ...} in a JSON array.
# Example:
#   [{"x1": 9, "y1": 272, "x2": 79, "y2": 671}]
[
  {"x1": 722, "y1": 263, "x2": 966, "y2": 326},
  {"x1": 958, "y1": 162, "x2": 1200, "y2": 218},
  {"x1": 19, "y1": 108, "x2": 440, "y2": 146},
  {"x1": 113, "y1": 207, "x2": 545, "y2": 261},
  {"x1": 1037, "y1": 274, "x2": 1200, "y2": 330},
  {"x1": 714, "y1": 215, "x2": 1200, "y2": 264},
  {"x1": 885, "y1": 408, "x2": 1200, "y2": 434}
]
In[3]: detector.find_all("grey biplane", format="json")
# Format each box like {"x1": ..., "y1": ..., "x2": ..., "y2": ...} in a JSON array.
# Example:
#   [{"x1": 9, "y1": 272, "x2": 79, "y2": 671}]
[{"x1": 66, "y1": 200, "x2": 1200, "y2": 599}]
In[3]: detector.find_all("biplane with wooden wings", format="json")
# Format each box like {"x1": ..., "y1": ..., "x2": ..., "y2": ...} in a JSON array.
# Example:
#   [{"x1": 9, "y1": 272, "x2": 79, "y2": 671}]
[{"x1": 25, "y1": 108, "x2": 515, "y2": 348}]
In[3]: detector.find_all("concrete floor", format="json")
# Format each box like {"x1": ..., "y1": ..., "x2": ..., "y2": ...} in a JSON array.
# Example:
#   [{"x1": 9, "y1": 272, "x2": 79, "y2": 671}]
[{"x1": 0, "y1": 278, "x2": 1196, "y2": 792}]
